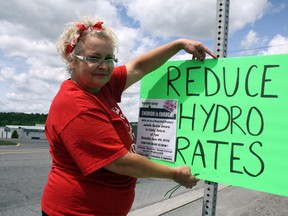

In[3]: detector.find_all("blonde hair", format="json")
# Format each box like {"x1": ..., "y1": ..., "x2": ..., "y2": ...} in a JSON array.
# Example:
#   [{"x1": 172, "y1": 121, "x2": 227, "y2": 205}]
[{"x1": 57, "y1": 17, "x2": 118, "y2": 65}]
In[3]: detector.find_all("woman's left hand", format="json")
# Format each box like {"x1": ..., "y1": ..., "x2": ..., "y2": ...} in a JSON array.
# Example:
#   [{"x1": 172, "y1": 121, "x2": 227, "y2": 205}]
[{"x1": 181, "y1": 39, "x2": 218, "y2": 61}]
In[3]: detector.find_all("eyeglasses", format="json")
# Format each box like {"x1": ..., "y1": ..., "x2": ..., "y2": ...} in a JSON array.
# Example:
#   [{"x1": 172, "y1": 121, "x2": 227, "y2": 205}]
[{"x1": 73, "y1": 54, "x2": 118, "y2": 66}]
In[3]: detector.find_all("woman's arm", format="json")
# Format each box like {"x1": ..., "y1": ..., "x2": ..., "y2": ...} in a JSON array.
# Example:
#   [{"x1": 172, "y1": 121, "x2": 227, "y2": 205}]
[
  {"x1": 124, "y1": 38, "x2": 217, "y2": 90},
  {"x1": 104, "y1": 151, "x2": 199, "y2": 188}
]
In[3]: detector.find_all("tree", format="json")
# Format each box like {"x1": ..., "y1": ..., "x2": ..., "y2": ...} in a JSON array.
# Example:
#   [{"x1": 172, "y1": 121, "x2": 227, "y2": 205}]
[
  {"x1": 11, "y1": 130, "x2": 19, "y2": 139},
  {"x1": 0, "y1": 112, "x2": 47, "y2": 126}
]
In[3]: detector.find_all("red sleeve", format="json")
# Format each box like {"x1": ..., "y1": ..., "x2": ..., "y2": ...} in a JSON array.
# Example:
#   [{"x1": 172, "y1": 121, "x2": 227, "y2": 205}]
[
  {"x1": 109, "y1": 65, "x2": 127, "y2": 102},
  {"x1": 61, "y1": 108, "x2": 128, "y2": 176}
]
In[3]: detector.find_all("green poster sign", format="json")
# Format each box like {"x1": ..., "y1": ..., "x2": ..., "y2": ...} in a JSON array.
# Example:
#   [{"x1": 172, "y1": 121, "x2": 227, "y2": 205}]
[{"x1": 139, "y1": 54, "x2": 288, "y2": 197}]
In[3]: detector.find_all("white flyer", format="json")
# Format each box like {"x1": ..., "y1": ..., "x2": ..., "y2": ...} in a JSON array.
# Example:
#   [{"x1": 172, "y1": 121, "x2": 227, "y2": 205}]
[{"x1": 136, "y1": 99, "x2": 178, "y2": 162}]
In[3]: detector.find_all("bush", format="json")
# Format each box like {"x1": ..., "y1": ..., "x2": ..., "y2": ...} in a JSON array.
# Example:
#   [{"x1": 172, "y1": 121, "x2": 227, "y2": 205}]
[
  {"x1": 0, "y1": 140, "x2": 18, "y2": 145},
  {"x1": 11, "y1": 130, "x2": 19, "y2": 139}
]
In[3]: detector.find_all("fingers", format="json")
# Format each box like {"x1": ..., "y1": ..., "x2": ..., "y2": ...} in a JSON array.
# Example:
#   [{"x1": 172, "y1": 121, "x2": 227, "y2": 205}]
[
  {"x1": 205, "y1": 47, "x2": 218, "y2": 59},
  {"x1": 185, "y1": 181, "x2": 197, "y2": 189},
  {"x1": 185, "y1": 176, "x2": 199, "y2": 189},
  {"x1": 192, "y1": 43, "x2": 217, "y2": 61},
  {"x1": 192, "y1": 46, "x2": 205, "y2": 61},
  {"x1": 173, "y1": 166, "x2": 200, "y2": 189},
  {"x1": 186, "y1": 182, "x2": 197, "y2": 189}
]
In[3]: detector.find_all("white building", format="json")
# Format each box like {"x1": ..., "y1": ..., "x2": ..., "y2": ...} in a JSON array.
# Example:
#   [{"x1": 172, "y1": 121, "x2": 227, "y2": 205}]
[
  {"x1": 0, "y1": 124, "x2": 46, "y2": 140},
  {"x1": 0, "y1": 127, "x2": 10, "y2": 139}
]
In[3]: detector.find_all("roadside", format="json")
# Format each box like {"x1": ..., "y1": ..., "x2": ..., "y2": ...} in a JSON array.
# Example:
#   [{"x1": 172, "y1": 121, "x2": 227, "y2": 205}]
[
  {"x1": 0, "y1": 139, "x2": 18, "y2": 146},
  {"x1": 130, "y1": 185, "x2": 288, "y2": 216},
  {"x1": 129, "y1": 184, "x2": 229, "y2": 216}
]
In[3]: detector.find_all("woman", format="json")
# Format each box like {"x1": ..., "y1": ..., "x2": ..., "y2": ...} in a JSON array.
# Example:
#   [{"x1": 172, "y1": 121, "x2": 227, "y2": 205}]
[{"x1": 41, "y1": 17, "x2": 216, "y2": 216}]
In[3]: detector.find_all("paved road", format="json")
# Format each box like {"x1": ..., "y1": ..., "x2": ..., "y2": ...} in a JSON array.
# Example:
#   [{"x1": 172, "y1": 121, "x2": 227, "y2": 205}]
[
  {"x1": 1, "y1": 138, "x2": 287, "y2": 216},
  {"x1": 0, "y1": 139, "x2": 50, "y2": 215}
]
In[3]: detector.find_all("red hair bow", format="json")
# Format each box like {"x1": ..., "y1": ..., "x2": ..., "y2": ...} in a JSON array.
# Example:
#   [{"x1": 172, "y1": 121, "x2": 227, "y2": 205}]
[{"x1": 66, "y1": 21, "x2": 104, "y2": 54}]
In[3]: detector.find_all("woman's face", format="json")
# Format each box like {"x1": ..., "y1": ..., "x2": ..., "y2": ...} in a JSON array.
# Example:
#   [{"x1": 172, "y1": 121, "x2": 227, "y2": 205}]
[{"x1": 71, "y1": 36, "x2": 115, "y2": 93}]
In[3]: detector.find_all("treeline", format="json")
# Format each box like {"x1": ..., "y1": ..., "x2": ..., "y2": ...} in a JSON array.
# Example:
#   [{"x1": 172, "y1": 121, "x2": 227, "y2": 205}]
[{"x1": 0, "y1": 112, "x2": 47, "y2": 126}]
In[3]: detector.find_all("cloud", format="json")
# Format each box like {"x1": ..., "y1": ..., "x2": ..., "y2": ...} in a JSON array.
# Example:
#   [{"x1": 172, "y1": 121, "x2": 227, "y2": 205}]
[
  {"x1": 121, "y1": 0, "x2": 271, "y2": 39},
  {"x1": 229, "y1": 0, "x2": 271, "y2": 33},
  {"x1": 114, "y1": 26, "x2": 152, "y2": 64},
  {"x1": 122, "y1": 0, "x2": 217, "y2": 39},
  {"x1": 0, "y1": 0, "x2": 122, "y2": 41},
  {"x1": 259, "y1": 34, "x2": 288, "y2": 55},
  {"x1": 270, "y1": 1, "x2": 286, "y2": 13},
  {"x1": 0, "y1": 67, "x2": 16, "y2": 80},
  {"x1": 241, "y1": 30, "x2": 260, "y2": 48},
  {"x1": 239, "y1": 30, "x2": 264, "y2": 55},
  {"x1": 6, "y1": 92, "x2": 25, "y2": 102}
]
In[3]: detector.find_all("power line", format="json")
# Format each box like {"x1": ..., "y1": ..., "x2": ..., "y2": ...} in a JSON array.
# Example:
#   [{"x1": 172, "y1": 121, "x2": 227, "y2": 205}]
[{"x1": 229, "y1": 43, "x2": 288, "y2": 53}]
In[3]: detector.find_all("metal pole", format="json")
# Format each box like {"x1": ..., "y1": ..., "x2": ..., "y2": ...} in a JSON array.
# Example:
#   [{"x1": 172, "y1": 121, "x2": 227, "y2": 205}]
[
  {"x1": 202, "y1": 0, "x2": 230, "y2": 216},
  {"x1": 214, "y1": 0, "x2": 230, "y2": 58}
]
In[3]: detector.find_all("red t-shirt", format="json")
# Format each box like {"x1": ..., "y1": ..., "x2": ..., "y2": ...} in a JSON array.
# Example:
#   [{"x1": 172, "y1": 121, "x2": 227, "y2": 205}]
[{"x1": 42, "y1": 65, "x2": 137, "y2": 216}]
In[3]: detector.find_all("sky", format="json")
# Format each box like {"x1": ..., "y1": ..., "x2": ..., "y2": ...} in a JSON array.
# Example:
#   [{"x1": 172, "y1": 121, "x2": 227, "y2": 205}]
[{"x1": 0, "y1": 0, "x2": 287, "y2": 122}]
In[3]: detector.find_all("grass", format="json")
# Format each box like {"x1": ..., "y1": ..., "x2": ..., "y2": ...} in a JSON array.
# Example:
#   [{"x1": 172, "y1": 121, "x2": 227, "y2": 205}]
[{"x1": 0, "y1": 140, "x2": 18, "y2": 146}]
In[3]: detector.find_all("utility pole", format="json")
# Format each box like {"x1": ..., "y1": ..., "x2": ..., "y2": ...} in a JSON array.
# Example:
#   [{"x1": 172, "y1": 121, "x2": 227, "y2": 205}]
[{"x1": 201, "y1": 0, "x2": 230, "y2": 215}]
